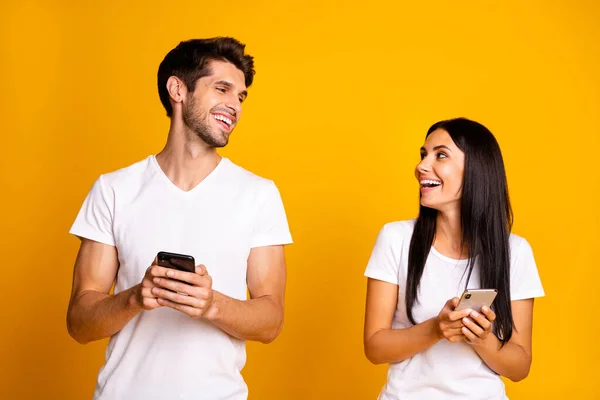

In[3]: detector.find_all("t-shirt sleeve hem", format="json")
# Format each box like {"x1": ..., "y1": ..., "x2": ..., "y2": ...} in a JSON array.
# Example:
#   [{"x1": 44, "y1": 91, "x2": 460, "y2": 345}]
[
  {"x1": 250, "y1": 235, "x2": 293, "y2": 249},
  {"x1": 69, "y1": 226, "x2": 116, "y2": 247},
  {"x1": 364, "y1": 269, "x2": 398, "y2": 285},
  {"x1": 511, "y1": 289, "x2": 545, "y2": 301}
]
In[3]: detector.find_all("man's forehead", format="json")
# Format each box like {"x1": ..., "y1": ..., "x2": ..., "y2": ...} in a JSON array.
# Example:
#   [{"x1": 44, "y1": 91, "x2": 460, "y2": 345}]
[{"x1": 204, "y1": 61, "x2": 246, "y2": 88}]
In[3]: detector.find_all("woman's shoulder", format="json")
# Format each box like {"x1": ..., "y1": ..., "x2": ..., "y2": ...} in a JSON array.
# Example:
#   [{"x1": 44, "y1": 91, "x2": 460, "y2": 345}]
[
  {"x1": 509, "y1": 233, "x2": 532, "y2": 251},
  {"x1": 378, "y1": 219, "x2": 417, "y2": 240},
  {"x1": 508, "y1": 232, "x2": 536, "y2": 264}
]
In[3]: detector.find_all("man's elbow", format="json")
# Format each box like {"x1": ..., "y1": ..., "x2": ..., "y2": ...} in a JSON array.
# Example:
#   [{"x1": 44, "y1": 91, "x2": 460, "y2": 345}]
[
  {"x1": 67, "y1": 324, "x2": 89, "y2": 345},
  {"x1": 258, "y1": 333, "x2": 277, "y2": 344},
  {"x1": 259, "y1": 319, "x2": 284, "y2": 344},
  {"x1": 66, "y1": 312, "x2": 91, "y2": 345}
]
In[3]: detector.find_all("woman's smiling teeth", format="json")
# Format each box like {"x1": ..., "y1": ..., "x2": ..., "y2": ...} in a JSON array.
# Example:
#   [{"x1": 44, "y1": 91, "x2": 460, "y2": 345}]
[{"x1": 420, "y1": 179, "x2": 442, "y2": 188}]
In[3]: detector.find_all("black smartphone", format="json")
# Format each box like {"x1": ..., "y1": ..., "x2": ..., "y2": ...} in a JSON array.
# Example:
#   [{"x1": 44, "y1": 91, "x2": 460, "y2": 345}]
[{"x1": 157, "y1": 251, "x2": 195, "y2": 273}]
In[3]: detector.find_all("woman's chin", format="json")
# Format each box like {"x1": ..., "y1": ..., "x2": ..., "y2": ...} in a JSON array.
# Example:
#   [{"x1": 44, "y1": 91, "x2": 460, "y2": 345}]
[{"x1": 420, "y1": 200, "x2": 439, "y2": 210}]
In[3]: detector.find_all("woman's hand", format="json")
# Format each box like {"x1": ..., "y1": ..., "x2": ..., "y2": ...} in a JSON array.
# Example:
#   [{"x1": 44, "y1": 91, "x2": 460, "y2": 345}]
[
  {"x1": 461, "y1": 306, "x2": 497, "y2": 346},
  {"x1": 437, "y1": 298, "x2": 475, "y2": 342}
]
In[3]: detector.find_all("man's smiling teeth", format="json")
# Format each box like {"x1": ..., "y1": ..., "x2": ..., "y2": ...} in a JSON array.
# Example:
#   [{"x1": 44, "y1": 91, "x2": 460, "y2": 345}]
[
  {"x1": 420, "y1": 179, "x2": 442, "y2": 187},
  {"x1": 212, "y1": 114, "x2": 233, "y2": 126}
]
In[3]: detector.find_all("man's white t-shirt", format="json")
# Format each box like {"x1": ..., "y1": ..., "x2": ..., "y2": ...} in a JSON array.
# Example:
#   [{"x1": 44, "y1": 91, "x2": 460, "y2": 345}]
[
  {"x1": 364, "y1": 220, "x2": 544, "y2": 400},
  {"x1": 70, "y1": 156, "x2": 293, "y2": 400}
]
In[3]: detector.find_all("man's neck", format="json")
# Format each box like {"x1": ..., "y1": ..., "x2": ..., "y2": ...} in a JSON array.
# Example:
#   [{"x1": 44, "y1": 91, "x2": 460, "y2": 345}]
[{"x1": 155, "y1": 122, "x2": 222, "y2": 192}]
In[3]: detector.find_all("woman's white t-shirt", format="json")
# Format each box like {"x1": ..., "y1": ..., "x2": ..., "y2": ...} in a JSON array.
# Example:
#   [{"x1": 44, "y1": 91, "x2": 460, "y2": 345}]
[{"x1": 364, "y1": 220, "x2": 545, "y2": 400}]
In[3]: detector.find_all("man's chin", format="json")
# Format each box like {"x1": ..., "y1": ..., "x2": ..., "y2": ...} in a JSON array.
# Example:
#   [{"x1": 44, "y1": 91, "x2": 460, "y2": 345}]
[
  {"x1": 213, "y1": 133, "x2": 230, "y2": 148},
  {"x1": 197, "y1": 131, "x2": 230, "y2": 148}
]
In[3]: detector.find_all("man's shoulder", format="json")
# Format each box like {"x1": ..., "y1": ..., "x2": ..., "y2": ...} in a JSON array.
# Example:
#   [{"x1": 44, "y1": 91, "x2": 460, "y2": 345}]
[
  {"x1": 97, "y1": 156, "x2": 153, "y2": 188},
  {"x1": 221, "y1": 158, "x2": 277, "y2": 189}
]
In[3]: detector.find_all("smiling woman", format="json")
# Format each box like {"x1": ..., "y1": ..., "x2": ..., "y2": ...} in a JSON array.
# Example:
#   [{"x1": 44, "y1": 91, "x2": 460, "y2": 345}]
[
  {"x1": 363, "y1": 118, "x2": 544, "y2": 400},
  {"x1": 416, "y1": 130, "x2": 465, "y2": 212}
]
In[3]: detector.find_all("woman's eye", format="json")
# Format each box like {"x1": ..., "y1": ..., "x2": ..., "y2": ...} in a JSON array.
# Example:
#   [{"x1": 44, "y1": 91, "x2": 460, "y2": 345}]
[
  {"x1": 437, "y1": 152, "x2": 448, "y2": 159},
  {"x1": 419, "y1": 153, "x2": 426, "y2": 160}
]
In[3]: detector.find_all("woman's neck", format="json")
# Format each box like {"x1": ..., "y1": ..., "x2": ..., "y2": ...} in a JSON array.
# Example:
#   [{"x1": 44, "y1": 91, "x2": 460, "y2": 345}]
[{"x1": 434, "y1": 209, "x2": 468, "y2": 260}]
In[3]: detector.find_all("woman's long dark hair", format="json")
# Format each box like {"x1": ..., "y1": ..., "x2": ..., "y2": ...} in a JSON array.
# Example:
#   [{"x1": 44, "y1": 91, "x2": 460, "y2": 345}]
[{"x1": 406, "y1": 118, "x2": 514, "y2": 344}]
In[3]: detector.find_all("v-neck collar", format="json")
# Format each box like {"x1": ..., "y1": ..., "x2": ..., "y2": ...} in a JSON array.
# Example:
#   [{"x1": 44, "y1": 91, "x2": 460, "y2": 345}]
[{"x1": 149, "y1": 155, "x2": 227, "y2": 196}]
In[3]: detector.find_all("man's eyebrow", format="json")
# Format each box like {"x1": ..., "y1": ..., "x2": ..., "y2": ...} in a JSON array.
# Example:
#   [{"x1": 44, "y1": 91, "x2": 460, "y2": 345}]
[{"x1": 214, "y1": 80, "x2": 248, "y2": 97}]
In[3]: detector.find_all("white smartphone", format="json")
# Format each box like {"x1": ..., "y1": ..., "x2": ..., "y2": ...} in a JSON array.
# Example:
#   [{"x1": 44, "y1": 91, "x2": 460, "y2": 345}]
[{"x1": 455, "y1": 289, "x2": 498, "y2": 312}]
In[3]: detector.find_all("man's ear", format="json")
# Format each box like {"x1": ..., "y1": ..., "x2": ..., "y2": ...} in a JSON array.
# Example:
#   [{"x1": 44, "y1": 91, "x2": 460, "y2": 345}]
[{"x1": 166, "y1": 76, "x2": 186, "y2": 106}]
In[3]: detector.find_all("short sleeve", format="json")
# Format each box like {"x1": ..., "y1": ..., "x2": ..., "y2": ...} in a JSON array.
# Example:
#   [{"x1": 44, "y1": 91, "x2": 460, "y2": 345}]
[
  {"x1": 250, "y1": 181, "x2": 292, "y2": 248},
  {"x1": 510, "y1": 237, "x2": 545, "y2": 300},
  {"x1": 69, "y1": 175, "x2": 116, "y2": 246},
  {"x1": 364, "y1": 224, "x2": 402, "y2": 285}
]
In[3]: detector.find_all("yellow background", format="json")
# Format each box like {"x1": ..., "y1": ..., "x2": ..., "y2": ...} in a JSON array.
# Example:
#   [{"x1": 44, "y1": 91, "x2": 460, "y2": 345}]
[{"x1": 1, "y1": 0, "x2": 598, "y2": 398}]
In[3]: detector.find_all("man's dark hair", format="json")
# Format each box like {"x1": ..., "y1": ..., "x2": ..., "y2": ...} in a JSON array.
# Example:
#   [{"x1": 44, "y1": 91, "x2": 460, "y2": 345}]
[{"x1": 157, "y1": 37, "x2": 255, "y2": 117}]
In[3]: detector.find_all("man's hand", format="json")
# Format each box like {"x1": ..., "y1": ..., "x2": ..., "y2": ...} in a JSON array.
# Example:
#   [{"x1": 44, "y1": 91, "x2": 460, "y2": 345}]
[
  {"x1": 130, "y1": 258, "x2": 164, "y2": 311},
  {"x1": 150, "y1": 264, "x2": 216, "y2": 319}
]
